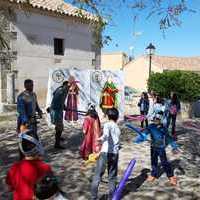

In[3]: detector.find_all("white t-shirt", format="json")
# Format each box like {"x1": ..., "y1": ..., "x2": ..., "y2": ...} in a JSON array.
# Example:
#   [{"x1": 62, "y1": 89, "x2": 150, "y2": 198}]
[
  {"x1": 100, "y1": 121, "x2": 121, "y2": 154},
  {"x1": 147, "y1": 103, "x2": 165, "y2": 121}
]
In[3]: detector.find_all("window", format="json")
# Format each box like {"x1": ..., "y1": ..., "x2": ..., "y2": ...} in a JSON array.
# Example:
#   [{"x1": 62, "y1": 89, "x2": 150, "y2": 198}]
[
  {"x1": 92, "y1": 59, "x2": 96, "y2": 66},
  {"x1": 54, "y1": 38, "x2": 64, "y2": 55},
  {"x1": 27, "y1": 34, "x2": 37, "y2": 44},
  {"x1": 10, "y1": 32, "x2": 17, "y2": 40}
]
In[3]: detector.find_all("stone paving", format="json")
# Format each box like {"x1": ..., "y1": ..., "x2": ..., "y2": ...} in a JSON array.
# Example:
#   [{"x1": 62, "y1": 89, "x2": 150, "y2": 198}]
[{"x1": 0, "y1": 116, "x2": 200, "y2": 200}]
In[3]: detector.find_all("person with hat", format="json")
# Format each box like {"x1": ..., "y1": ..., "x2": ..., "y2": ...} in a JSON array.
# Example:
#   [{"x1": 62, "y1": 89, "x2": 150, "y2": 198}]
[
  {"x1": 80, "y1": 103, "x2": 101, "y2": 160},
  {"x1": 134, "y1": 110, "x2": 179, "y2": 186},
  {"x1": 99, "y1": 76, "x2": 119, "y2": 116},
  {"x1": 6, "y1": 129, "x2": 52, "y2": 200}
]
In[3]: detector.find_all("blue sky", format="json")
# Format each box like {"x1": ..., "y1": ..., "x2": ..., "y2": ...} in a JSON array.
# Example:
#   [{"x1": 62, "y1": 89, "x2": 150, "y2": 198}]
[
  {"x1": 102, "y1": 2, "x2": 200, "y2": 57},
  {"x1": 65, "y1": 0, "x2": 200, "y2": 57}
]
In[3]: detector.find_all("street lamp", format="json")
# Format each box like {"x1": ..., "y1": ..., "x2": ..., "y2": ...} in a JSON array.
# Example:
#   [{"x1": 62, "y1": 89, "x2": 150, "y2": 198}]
[
  {"x1": 129, "y1": 46, "x2": 134, "y2": 60},
  {"x1": 146, "y1": 43, "x2": 156, "y2": 78}
]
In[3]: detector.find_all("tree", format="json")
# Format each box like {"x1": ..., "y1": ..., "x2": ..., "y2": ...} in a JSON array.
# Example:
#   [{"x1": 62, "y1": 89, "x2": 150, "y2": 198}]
[
  {"x1": 0, "y1": 0, "x2": 197, "y2": 50},
  {"x1": 69, "y1": 0, "x2": 197, "y2": 45},
  {"x1": 147, "y1": 70, "x2": 200, "y2": 102}
]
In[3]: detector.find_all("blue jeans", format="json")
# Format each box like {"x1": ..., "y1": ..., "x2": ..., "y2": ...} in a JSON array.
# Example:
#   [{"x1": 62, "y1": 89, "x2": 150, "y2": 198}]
[
  {"x1": 151, "y1": 147, "x2": 173, "y2": 178},
  {"x1": 91, "y1": 153, "x2": 118, "y2": 200}
]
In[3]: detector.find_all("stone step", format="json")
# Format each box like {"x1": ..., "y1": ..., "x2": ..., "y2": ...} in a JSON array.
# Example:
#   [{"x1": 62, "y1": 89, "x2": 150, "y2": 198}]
[{"x1": 0, "y1": 103, "x2": 16, "y2": 113}]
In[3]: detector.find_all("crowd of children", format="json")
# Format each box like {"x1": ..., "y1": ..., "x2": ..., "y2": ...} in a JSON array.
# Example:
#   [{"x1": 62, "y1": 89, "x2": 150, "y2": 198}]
[
  {"x1": 5, "y1": 85, "x2": 181, "y2": 200},
  {"x1": 138, "y1": 91, "x2": 181, "y2": 140}
]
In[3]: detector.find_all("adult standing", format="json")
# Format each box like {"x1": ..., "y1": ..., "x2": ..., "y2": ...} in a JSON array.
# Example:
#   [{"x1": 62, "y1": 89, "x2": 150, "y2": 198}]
[
  {"x1": 50, "y1": 81, "x2": 69, "y2": 149},
  {"x1": 167, "y1": 93, "x2": 181, "y2": 139},
  {"x1": 138, "y1": 92, "x2": 149, "y2": 128},
  {"x1": 17, "y1": 79, "x2": 42, "y2": 138},
  {"x1": 64, "y1": 76, "x2": 79, "y2": 122}
]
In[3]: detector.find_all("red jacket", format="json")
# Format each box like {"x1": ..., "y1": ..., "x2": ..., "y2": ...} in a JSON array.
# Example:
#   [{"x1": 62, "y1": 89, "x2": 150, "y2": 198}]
[{"x1": 6, "y1": 159, "x2": 52, "y2": 200}]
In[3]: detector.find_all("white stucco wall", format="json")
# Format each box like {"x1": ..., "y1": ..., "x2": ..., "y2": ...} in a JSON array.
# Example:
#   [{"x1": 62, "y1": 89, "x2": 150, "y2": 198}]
[
  {"x1": 124, "y1": 56, "x2": 163, "y2": 93},
  {"x1": 101, "y1": 52, "x2": 128, "y2": 70},
  {"x1": 12, "y1": 10, "x2": 97, "y2": 105}
]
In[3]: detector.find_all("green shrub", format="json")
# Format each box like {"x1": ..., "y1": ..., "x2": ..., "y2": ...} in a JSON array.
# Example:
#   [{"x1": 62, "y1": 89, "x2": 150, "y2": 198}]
[{"x1": 148, "y1": 70, "x2": 200, "y2": 102}]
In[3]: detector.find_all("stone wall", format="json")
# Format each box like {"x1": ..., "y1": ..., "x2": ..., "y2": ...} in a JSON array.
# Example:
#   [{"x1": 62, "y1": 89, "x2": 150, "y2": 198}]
[{"x1": 10, "y1": 9, "x2": 98, "y2": 105}]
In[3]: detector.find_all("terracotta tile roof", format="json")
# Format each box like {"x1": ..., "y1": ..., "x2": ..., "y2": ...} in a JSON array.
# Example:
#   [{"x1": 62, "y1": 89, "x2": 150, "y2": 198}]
[
  {"x1": 8, "y1": 0, "x2": 98, "y2": 21},
  {"x1": 151, "y1": 55, "x2": 200, "y2": 71}
]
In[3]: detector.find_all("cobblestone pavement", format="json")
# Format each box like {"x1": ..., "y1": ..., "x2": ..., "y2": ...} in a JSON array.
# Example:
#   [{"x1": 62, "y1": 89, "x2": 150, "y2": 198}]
[{"x1": 0, "y1": 117, "x2": 200, "y2": 200}]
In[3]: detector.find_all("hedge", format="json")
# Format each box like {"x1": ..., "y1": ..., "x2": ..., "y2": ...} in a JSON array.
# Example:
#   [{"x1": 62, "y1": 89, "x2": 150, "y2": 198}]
[{"x1": 147, "y1": 70, "x2": 200, "y2": 102}]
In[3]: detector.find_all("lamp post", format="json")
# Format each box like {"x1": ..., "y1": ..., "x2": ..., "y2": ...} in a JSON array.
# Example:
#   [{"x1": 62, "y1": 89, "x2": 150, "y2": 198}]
[
  {"x1": 146, "y1": 43, "x2": 156, "y2": 78},
  {"x1": 129, "y1": 46, "x2": 134, "y2": 60}
]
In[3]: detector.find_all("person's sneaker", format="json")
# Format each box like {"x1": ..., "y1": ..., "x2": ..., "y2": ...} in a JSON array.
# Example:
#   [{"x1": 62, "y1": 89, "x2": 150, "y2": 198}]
[
  {"x1": 54, "y1": 144, "x2": 65, "y2": 149},
  {"x1": 169, "y1": 176, "x2": 177, "y2": 186},
  {"x1": 147, "y1": 175, "x2": 156, "y2": 182}
]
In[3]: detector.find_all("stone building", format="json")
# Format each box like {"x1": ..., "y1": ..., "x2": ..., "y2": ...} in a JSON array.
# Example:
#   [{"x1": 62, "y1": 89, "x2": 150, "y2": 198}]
[
  {"x1": 101, "y1": 53, "x2": 200, "y2": 93},
  {"x1": 0, "y1": 0, "x2": 100, "y2": 109},
  {"x1": 124, "y1": 55, "x2": 200, "y2": 93}
]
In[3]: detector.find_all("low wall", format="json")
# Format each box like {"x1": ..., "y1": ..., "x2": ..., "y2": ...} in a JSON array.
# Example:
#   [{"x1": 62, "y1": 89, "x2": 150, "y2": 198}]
[
  {"x1": 180, "y1": 102, "x2": 193, "y2": 119},
  {"x1": 125, "y1": 96, "x2": 140, "y2": 115}
]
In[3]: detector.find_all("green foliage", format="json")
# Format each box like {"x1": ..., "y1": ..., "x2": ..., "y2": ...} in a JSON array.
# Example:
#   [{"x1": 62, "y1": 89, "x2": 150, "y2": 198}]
[
  {"x1": 91, "y1": 16, "x2": 110, "y2": 48},
  {"x1": 148, "y1": 70, "x2": 200, "y2": 102}
]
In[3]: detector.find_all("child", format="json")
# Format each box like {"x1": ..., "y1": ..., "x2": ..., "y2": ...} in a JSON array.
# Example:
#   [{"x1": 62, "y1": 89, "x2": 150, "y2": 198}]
[
  {"x1": 91, "y1": 108, "x2": 121, "y2": 200},
  {"x1": 6, "y1": 129, "x2": 52, "y2": 200},
  {"x1": 80, "y1": 104, "x2": 101, "y2": 160},
  {"x1": 134, "y1": 110, "x2": 178, "y2": 186},
  {"x1": 138, "y1": 92, "x2": 149, "y2": 128},
  {"x1": 147, "y1": 96, "x2": 165, "y2": 121}
]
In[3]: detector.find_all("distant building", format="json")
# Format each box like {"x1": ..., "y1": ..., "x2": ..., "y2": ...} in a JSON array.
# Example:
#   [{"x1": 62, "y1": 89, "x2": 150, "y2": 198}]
[
  {"x1": 124, "y1": 55, "x2": 200, "y2": 93},
  {"x1": 101, "y1": 52, "x2": 129, "y2": 70},
  {"x1": 0, "y1": 0, "x2": 100, "y2": 106}
]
